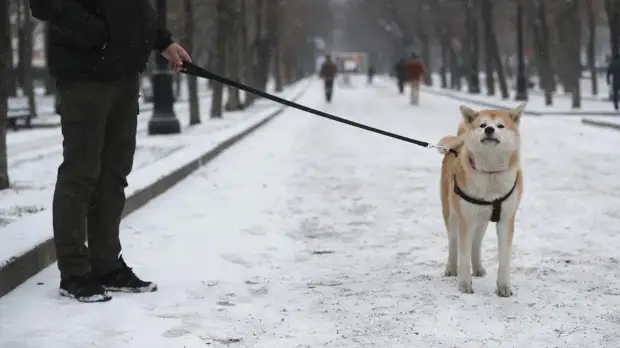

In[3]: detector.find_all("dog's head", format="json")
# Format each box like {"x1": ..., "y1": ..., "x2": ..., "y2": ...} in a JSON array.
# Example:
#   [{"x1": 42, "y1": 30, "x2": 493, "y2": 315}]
[{"x1": 459, "y1": 103, "x2": 525, "y2": 156}]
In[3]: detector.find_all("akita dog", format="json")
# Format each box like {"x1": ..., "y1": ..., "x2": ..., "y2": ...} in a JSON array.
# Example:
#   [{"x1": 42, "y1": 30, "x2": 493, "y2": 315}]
[{"x1": 437, "y1": 103, "x2": 525, "y2": 297}]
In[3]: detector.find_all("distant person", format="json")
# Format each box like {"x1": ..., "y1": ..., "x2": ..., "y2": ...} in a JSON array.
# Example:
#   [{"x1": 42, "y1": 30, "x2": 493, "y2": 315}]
[
  {"x1": 405, "y1": 52, "x2": 427, "y2": 105},
  {"x1": 607, "y1": 53, "x2": 620, "y2": 110},
  {"x1": 319, "y1": 55, "x2": 338, "y2": 102},
  {"x1": 367, "y1": 65, "x2": 375, "y2": 84},
  {"x1": 394, "y1": 57, "x2": 407, "y2": 94}
]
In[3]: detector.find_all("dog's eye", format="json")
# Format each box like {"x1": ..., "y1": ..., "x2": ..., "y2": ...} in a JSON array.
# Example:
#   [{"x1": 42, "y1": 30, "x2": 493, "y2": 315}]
[
  {"x1": 498, "y1": 125, "x2": 505, "y2": 129},
  {"x1": 479, "y1": 123, "x2": 487, "y2": 128}
]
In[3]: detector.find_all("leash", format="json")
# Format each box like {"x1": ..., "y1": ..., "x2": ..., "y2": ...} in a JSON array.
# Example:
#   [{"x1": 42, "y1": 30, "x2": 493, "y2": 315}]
[{"x1": 181, "y1": 61, "x2": 452, "y2": 154}]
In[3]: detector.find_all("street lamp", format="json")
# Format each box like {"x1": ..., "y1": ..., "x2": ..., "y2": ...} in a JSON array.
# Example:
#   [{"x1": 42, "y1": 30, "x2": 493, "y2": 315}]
[
  {"x1": 514, "y1": 1, "x2": 528, "y2": 101},
  {"x1": 148, "y1": 0, "x2": 181, "y2": 135}
]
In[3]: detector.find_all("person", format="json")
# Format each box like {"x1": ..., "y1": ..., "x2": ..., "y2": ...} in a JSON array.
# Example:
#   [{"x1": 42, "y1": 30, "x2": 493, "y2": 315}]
[
  {"x1": 394, "y1": 57, "x2": 407, "y2": 94},
  {"x1": 29, "y1": 0, "x2": 192, "y2": 303},
  {"x1": 319, "y1": 54, "x2": 338, "y2": 102},
  {"x1": 367, "y1": 64, "x2": 375, "y2": 84},
  {"x1": 607, "y1": 53, "x2": 620, "y2": 110},
  {"x1": 405, "y1": 52, "x2": 427, "y2": 105}
]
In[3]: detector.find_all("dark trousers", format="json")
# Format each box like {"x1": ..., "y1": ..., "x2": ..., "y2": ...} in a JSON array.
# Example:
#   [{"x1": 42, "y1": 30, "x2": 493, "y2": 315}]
[
  {"x1": 397, "y1": 78, "x2": 405, "y2": 94},
  {"x1": 324, "y1": 78, "x2": 334, "y2": 101},
  {"x1": 53, "y1": 75, "x2": 140, "y2": 279},
  {"x1": 613, "y1": 87, "x2": 620, "y2": 110}
]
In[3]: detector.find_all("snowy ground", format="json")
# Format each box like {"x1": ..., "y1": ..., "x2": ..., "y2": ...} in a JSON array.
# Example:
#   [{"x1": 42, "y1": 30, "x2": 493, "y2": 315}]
[
  {"x1": 1, "y1": 76, "x2": 620, "y2": 347},
  {"x1": 0, "y1": 79, "x2": 290, "y2": 227}
]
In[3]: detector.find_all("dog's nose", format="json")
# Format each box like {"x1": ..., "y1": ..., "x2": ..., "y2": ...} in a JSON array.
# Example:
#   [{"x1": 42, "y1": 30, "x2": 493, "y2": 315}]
[{"x1": 484, "y1": 126, "x2": 495, "y2": 136}]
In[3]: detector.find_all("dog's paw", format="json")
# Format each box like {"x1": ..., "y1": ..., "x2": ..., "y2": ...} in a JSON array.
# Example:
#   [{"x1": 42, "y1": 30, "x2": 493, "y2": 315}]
[
  {"x1": 458, "y1": 281, "x2": 474, "y2": 294},
  {"x1": 443, "y1": 267, "x2": 458, "y2": 277},
  {"x1": 472, "y1": 267, "x2": 487, "y2": 277},
  {"x1": 495, "y1": 284, "x2": 513, "y2": 297}
]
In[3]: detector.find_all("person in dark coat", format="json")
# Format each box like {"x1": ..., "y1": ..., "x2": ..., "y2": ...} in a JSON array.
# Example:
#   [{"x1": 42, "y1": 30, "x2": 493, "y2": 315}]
[
  {"x1": 29, "y1": 0, "x2": 191, "y2": 303},
  {"x1": 367, "y1": 64, "x2": 375, "y2": 84},
  {"x1": 607, "y1": 53, "x2": 620, "y2": 110},
  {"x1": 394, "y1": 57, "x2": 407, "y2": 94},
  {"x1": 319, "y1": 54, "x2": 338, "y2": 102}
]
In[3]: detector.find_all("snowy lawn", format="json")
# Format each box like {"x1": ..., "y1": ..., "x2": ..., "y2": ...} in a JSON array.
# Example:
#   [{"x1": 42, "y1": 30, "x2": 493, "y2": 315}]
[
  {"x1": 421, "y1": 74, "x2": 619, "y2": 114},
  {"x1": 0, "y1": 79, "x2": 301, "y2": 228},
  {"x1": 1, "y1": 76, "x2": 619, "y2": 347}
]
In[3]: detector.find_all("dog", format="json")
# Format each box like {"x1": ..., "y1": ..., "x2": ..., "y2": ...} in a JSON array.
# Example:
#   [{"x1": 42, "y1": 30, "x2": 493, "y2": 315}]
[{"x1": 436, "y1": 103, "x2": 525, "y2": 297}]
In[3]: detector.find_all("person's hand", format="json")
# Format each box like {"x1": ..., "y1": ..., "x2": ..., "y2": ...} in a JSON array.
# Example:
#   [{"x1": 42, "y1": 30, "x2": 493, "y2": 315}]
[{"x1": 162, "y1": 43, "x2": 192, "y2": 72}]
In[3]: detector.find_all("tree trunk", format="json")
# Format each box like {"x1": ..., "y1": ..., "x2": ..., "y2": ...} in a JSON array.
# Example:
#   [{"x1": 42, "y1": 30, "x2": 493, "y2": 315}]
[
  {"x1": 0, "y1": 0, "x2": 11, "y2": 189},
  {"x1": 439, "y1": 33, "x2": 449, "y2": 89},
  {"x1": 481, "y1": 0, "x2": 495, "y2": 96},
  {"x1": 465, "y1": 0, "x2": 481, "y2": 94},
  {"x1": 184, "y1": 0, "x2": 200, "y2": 125},
  {"x1": 273, "y1": 0, "x2": 284, "y2": 93},
  {"x1": 211, "y1": 0, "x2": 228, "y2": 118},
  {"x1": 20, "y1": 0, "x2": 37, "y2": 122},
  {"x1": 606, "y1": 0, "x2": 620, "y2": 57},
  {"x1": 224, "y1": 37, "x2": 243, "y2": 110},
  {"x1": 586, "y1": 0, "x2": 598, "y2": 96},
  {"x1": 225, "y1": 0, "x2": 244, "y2": 111}
]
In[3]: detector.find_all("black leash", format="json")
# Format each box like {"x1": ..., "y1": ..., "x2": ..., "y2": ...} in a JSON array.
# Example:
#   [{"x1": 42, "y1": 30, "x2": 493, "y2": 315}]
[{"x1": 181, "y1": 61, "x2": 452, "y2": 154}]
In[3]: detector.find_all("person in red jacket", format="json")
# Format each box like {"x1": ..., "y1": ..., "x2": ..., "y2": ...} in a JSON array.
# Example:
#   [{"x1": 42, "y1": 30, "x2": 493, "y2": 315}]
[
  {"x1": 319, "y1": 54, "x2": 338, "y2": 102},
  {"x1": 405, "y1": 52, "x2": 427, "y2": 105}
]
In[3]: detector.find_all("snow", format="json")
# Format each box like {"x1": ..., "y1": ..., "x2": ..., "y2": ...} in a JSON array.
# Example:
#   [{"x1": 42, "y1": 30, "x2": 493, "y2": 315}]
[
  {"x1": 2, "y1": 76, "x2": 620, "y2": 347},
  {"x1": 427, "y1": 74, "x2": 619, "y2": 115},
  {"x1": 0, "y1": 78, "x2": 309, "y2": 268}
]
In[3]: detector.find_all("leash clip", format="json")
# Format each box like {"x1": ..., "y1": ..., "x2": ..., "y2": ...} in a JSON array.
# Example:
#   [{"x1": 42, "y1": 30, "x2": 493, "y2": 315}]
[{"x1": 429, "y1": 144, "x2": 450, "y2": 155}]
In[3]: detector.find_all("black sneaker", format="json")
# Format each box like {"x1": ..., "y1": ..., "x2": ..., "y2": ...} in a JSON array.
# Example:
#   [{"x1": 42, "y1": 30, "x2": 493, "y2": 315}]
[
  {"x1": 97, "y1": 256, "x2": 157, "y2": 293},
  {"x1": 59, "y1": 274, "x2": 112, "y2": 303}
]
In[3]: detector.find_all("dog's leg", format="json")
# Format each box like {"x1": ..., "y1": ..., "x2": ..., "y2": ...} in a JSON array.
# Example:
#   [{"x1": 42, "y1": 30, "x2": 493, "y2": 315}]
[
  {"x1": 495, "y1": 216, "x2": 515, "y2": 297},
  {"x1": 457, "y1": 218, "x2": 476, "y2": 294},
  {"x1": 471, "y1": 222, "x2": 489, "y2": 277},
  {"x1": 444, "y1": 214, "x2": 458, "y2": 277}
]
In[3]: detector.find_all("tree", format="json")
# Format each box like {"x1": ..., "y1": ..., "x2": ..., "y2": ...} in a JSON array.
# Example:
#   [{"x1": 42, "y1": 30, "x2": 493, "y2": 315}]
[
  {"x1": 17, "y1": 0, "x2": 37, "y2": 122},
  {"x1": 210, "y1": 0, "x2": 229, "y2": 118},
  {"x1": 183, "y1": 0, "x2": 200, "y2": 125},
  {"x1": 0, "y1": 0, "x2": 11, "y2": 189}
]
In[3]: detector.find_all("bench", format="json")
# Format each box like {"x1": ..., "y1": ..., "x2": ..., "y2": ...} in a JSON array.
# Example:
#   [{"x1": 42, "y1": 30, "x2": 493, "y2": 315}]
[{"x1": 7, "y1": 106, "x2": 32, "y2": 130}]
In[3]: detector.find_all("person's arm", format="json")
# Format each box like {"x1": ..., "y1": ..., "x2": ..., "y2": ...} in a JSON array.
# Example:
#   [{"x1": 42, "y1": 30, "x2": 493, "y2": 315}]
[
  {"x1": 144, "y1": 2, "x2": 174, "y2": 52},
  {"x1": 29, "y1": 0, "x2": 107, "y2": 49},
  {"x1": 607, "y1": 63, "x2": 613, "y2": 85}
]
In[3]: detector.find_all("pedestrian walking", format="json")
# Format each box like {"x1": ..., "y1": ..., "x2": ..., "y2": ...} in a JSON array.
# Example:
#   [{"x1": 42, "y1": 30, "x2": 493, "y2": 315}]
[
  {"x1": 607, "y1": 53, "x2": 620, "y2": 110},
  {"x1": 405, "y1": 52, "x2": 427, "y2": 105},
  {"x1": 319, "y1": 54, "x2": 338, "y2": 102},
  {"x1": 29, "y1": 0, "x2": 192, "y2": 302}
]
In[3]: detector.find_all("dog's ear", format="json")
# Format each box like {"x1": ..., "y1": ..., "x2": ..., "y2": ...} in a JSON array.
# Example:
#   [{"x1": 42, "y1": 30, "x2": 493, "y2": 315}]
[
  {"x1": 509, "y1": 102, "x2": 526, "y2": 123},
  {"x1": 459, "y1": 105, "x2": 477, "y2": 124}
]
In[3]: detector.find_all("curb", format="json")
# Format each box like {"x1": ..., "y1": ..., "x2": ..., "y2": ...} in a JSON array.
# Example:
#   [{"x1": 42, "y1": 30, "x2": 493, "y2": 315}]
[
  {"x1": 0, "y1": 81, "x2": 310, "y2": 298},
  {"x1": 581, "y1": 118, "x2": 620, "y2": 131}
]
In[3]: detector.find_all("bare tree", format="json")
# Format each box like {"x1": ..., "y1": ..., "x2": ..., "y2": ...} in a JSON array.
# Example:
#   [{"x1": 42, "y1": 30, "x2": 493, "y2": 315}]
[
  {"x1": 17, "y1": 0, "x2": 37, "y2": 122},
  {"x1": 0, "y1": 0, "x2": 11, "y2": 189},
  {"x1": 586, "y1": 0, "x2": 598, "y2": 96},
  {"x1": 184, "y1": 0, "x2": 200, "y2": 125},
  {"x1": 210, "y1": 0, "x2": 229, "y2": 118}
]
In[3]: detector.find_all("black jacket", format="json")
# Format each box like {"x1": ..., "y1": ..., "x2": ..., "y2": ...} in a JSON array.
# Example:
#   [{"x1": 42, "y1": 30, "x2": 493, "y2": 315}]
[{"x1": 30, "y1": 0, "x2": 173, "y2": 81}]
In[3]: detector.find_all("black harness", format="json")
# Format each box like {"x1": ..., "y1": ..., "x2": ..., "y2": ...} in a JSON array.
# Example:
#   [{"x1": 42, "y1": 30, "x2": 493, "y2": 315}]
[{"x1": 449, "y1": 150, "x2": 518, "y2": 222}]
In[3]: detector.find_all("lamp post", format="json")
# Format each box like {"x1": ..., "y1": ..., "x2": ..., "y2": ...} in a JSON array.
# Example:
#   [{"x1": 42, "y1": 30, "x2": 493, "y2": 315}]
[
  {"x1": 148, "y1": 0, "x2": 180, "y2": 135},
  {"x1": 514, "y1": 1, "x2": 528, "y2": 101}
]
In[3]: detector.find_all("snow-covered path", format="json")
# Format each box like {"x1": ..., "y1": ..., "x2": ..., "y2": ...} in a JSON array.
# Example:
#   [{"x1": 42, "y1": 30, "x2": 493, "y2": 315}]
[{"x1": 2, "y1": 77, "x2": 620, "y2": 348}]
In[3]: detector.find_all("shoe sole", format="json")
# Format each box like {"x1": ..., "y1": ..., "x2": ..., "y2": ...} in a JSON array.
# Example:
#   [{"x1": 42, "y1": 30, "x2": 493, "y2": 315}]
[
  {"x1": 59, "y1": 289, "x2": 112, "y2": 303},
  {"x1": 104, "y1": 283, "x2": 158, "y2": 293}
]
